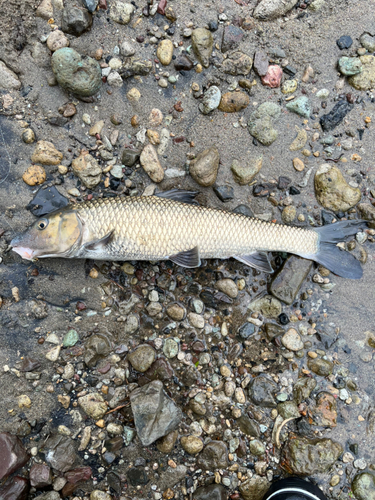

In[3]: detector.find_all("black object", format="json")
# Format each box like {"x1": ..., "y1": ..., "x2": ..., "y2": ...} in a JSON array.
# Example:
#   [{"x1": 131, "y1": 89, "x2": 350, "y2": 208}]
[
  {"x1": 278, "y1": 313, "x2": 289, "y2": 325},
  {"x1": 26, "y1": 186, "x2": 69, "y2": 217},
  {"x1": 213, "y1": 185, "x2": 234, "y2": 202},
  {"x1": 336, "y1": 35, "x2": 353, "y2": 50},
  {"x1": 320, "y1": 100, "x2": 353, "y2": 132},
  {"x1": 263, "y1": 478, "x2": 328, "y2": 500}
]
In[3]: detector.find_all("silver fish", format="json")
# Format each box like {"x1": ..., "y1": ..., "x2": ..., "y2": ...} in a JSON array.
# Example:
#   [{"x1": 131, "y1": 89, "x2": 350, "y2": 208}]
[{"x1": 11, "y1": 189, "x2": 367, "y2": 278}]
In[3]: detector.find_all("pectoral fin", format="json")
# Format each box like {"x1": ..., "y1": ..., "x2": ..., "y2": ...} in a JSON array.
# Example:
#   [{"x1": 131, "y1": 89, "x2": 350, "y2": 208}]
[
  {"x1": 234, "y1": 252, "x2": 273, "y2": 273},
  {"x1": 170, "y1": 246, "x2": 201, "y2": 268},
  {"x1": 84, "y1": 230, "x2": 114, "y2": 251},
  {"x1": 155, "y1": 189, "x2": 199, "y2": 205}
]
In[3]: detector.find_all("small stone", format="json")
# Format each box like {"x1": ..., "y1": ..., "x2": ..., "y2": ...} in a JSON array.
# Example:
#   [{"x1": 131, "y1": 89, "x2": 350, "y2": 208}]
[
  {"x1": 62, "y1": 6, "x2": 92, "y2": 36},
  {"x1": 157, "y1": 39, "x2": 174, "y2": 66},
  {"x1": 314, "y1": 164, "x2": 361, "y2": 212},
  {"x1": 31, "y1": 140, "x2": 63, "y2": 165},
  {"x1": 293, "y1": 158, "x2": 305, "y2": 171},
  {"x1": 231, "y1": 156, "x2": 262, "y2": 185},
  {"x1": 199, "y1": 86, "x2": 221, "y2": 115},
  {"x1": 72, "y1": 150, "x2": 102, "y2": 189},
  {"x1": 147, "y1": 129, "x2": 160, "y2": 145},
  {"x1": 293, "y1": 377, "x2": 317, "y2": 404},
  {"x1": 149, "y1": 108, "x2": 163, "y2": 126},
  {"x1": 109, "y1": 57, "x2": 122, "y2": 70},
  {"x1": 107, "y1": 71, "x2": 123, "y2": 87},
  {"x1": 174, "y1": 55, "x2": 193, "y2": 71},
  {"x1": 253, "y1": 50, "x2": 269, "y2": 77},
  {"x1": 253, "y1": 0, "x2": 298, "y2": 19},
  {"x1": 216, "y1": 279, "x2": 238, "y2": 299},
  {"x1": 35, "y1": 0, "x2": 53, "y2": 19},
  {"x1": 110, "y1": 0, "x2": 134, "y2": 24},
  {"x1": 30, "y1": 464, "x2": 52, "y2": 488},
  {"x1": 270, "y1": 256, "x2": 312, "y2": 305},
  {"x1": 281, "y1": 79, "x2": 298, "y2": 94},
  {"x1": 22, "y1": 129, "x2": 35, "y2": 144},
  {"x1": 78, "y1": 393, "x2": 107, "y2": 419},
  {"x1": 221, "y1": 25, "x2": 244, "y2": 53},
  {"x1": 338, "y1": 56, "x2": 363, "y2": 76},
  {"x1": 193, "y1": 484, "x2": 228, "y2": 500},
  {"x1": 188, "y1": 312, "x2": 205, "y2": 329},
  {"x1": 158, "y1": 78, "x2": 168, "y2": 88},
  {"x1": 0, "y1": 433, "x2": 29, "y2": 480},
  {"x1": 282, "y1": 328, "x2": 303, "y2": 351},
  {"x1": 191, "y1": 28, "x2": 213, "y2": 68},
  {"x1": 307, "y1": 357, "x2": 333, "y2": 376},
  {"x1": 248, "y1": 295, "x2": 282, "y2": 318},
  {"x1": 127, "y1": 87, "x2": 141, "y2": 102},
  {"x1": 46, "y1": 345, "x2": 61, "y2": 361},
  {"x1": 166, "y1": 303, "x2": 185, "y2": 321},
  {"x1": 140, "y1": 144, "x2": 164, "y2": 183},
  {"x1": 286, "y1": 96, "x2": 311, "y2": 118},
  {"x1": 282, "y1": 205, "x2": 296, "y2": 223},
  {"x1": 320, "y1": 100, "x2": 353, "y2": 131},
  {"x1": 47, "y1": 30, "x2": 69, "y2": 52},
  {"x1": 157, "y1": 430, "x2": 178, "y2": 454},
  {"x1": 314, "y1": 392, "x2": 337, "y2": 427},
  {"x1": 250, "y1": 439, "x2": 265, "y2": 456},
  {"x1": 282, "y1": 436, "x2": 343, "y2": 475},
  {"x1": 317, "y1": 89, "x2": 330, "y2": 99},
  {"x1": 248, "y1": 102, "x2": 281, "y2": 146},
  {"x1": 330, "y1": 475, "x2": 340, "y2": 487},
  {"x1": 248, "y1": 375, "x2": 277, "y2": 407},
  {"x1": 0, "y1": 61, "x2": 21, "y2": 90},
  {"x1": 261, "y1": 65, "x2": 283, "y2": 88},
  {"x1": 348, "y1": 55, "x2": 375, "y2": 90},
  {"x1": 197, "y1": 441, "x2": 228, "y2": 469},
  {"x1": 163, "y1": 338, "x2": 179, "y2": 359},
  {"x1": 336, "y1": 35, "x2": 353, "y2": 50},
  {"x1": 218, "y1": 91, "x2": 249, "y2": 112},
  {"x1": 122, "y1": 148, "x2": 141, "y2": 166},
  {"x1": 128, "y1": 344, "x2": 156, "y2": 372},
  {"x1": 22, "y1": 165, "x2": 46, "y2": 186},
  {"x1": 130, "y1": 380, "x2": 182, "y2": 446},
  {"x1": 51, "y1": 48, "x2": 101, "y2": 97},
  {"x1": 289, "y1": 127, "x2": 308, "y2": 151},
  {"x1": 90, "y1": 491, "x2": 112, "y2": 500},
  {"x1": 18, "y1": 395, "x2": 32, "y2": 408},
  {"x1": 120, "y1": 39, "x2": 136, "y2": 57},
  {"x1": 222, "y1": 51, "x2": 253, "y2": 76},
  {"x1": 351, "y1": 473, "x2": 375, "y2": 500},
  {"x1": 360, "y1": 33, "x2": 375, "y2": 52},
  {"x1": 180, "y1": 435, "x2": 203, "y2": 455},
  {"x1": 189, "y1": 146, "x2": 219, "y2": 187},
  {"x1": 214, "y1": 186, "x2": 234, "y2": 202},
  {"x1": 239, "y1": 475, "x2": 270, "y2": 500}
]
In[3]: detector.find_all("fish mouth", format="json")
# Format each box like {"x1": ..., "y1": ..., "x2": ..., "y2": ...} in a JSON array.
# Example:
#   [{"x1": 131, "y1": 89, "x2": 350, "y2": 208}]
[{"x1": 11, "y1": 245, "x2": 37, "y2": 260}]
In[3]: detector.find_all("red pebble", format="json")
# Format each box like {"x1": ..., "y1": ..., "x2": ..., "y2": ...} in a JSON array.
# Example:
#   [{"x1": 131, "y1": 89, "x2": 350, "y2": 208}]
[
  {"x1": 261, "y1": 65, "x2": 283, "y2": 88},
  {"x1": 157, "y1": 0, "x2": 167, "y2": 15}
]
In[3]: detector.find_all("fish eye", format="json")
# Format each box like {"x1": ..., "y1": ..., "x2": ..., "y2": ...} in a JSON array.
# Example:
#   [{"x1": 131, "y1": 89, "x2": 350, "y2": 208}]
[{"x1": 37, "y1": 219, "x2": 48, "y2": 230}]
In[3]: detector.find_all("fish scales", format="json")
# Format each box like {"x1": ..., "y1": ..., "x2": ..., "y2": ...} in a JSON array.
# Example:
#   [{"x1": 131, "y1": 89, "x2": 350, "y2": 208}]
[{"x1": 74, "y1": 196, "x2": 319, "y2": 260}]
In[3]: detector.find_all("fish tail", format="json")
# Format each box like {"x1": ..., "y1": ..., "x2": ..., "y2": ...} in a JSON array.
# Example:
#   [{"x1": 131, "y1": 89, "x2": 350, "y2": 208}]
[{"x1": 302, "y1": 220, "x2": 368, "y2": 279}]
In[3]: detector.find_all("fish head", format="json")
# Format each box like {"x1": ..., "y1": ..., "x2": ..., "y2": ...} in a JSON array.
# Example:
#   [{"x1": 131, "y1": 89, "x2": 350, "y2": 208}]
[{"x1": 11, "y1": 209, "x2": 82, "y2": 260}]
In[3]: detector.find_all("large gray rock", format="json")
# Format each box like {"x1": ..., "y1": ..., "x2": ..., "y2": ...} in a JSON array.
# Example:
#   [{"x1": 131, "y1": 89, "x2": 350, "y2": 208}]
[
  {"x1": 270, "y1": 256, "x2": 312, "y2": 305},
  {"x1": 61, "y1": 6, "x2": 92, "y2": 36},
  {"x1": 352, "y1": 473, "x2": 375, "y2": 500},
  {"x1": 248, "y1": 375, "x2": 278, "y2": 407},
  {"x1": 130, "y1": 380, "x2": 182, "y2": 446},
  {"x1": 197, "y1": 441, "x2": 228, "y2": 469},
  {"x1": 253, "y1": 0, "x2": 298, "y2": 20},
  {"x1": 44, "y1": 435, "x2": 77, "y2": 472}
]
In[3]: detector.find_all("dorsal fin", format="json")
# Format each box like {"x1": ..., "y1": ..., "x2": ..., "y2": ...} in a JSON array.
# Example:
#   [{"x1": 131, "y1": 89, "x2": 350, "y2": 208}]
[
  {"x1": 234, "y1": 252, "x2": 273, "y2": 273},
  {"x1": 155, "y1": 189, "x2": 199, "y2": 205},
  {"x1": 169, "y1": 247, "x2": 201, "y2": 268}
]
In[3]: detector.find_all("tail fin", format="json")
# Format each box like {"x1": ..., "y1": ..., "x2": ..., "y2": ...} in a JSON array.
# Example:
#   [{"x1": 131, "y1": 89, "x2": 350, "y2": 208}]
[{"x1": 306, "y1": 220, "x2": 368, "y2": 279}]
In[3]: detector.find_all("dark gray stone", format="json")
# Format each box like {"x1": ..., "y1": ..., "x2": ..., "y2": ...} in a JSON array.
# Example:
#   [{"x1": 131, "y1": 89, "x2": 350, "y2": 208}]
[
  {"x1": 213, "y1": 185, "x2": 234, "y2": 202},
  {"x1": 253, "y1": 50, "x2": 269, "y2": 76},
  {"x1": 238, "y1": 415, "x2": 260, "y2": 437},
  {"x1": 121, "y1": 149, "x2": 141, "y2": 166},
  {"x1": 84, "y1": 334, "x2": 112, "y2": 368},
  {"x1": 336, "y1": 35, "x2": 353, "y2": 49},
  {"x1": 248, "y1": 375, "x2": 278, "y2": 407},
  {"x1": 83, "y1": 0, "x2": 99, "y2": 13},
  {"x1": 320, "y1": 100, "x2": 353, "y2": 132},
  {"x1": 44, "y1": 435, "x2": 77, "y2": 472},
  {"x1": 174, "y1": 55, "x2": 193, "y2": 71},
  {"x1": 61, "y1": 6, "x2": 92, "y2": 36},
  {"x1": 130, "y1": 380, "x2": 182, "y2": 446},
  {"x1": 270, "y1": 255, "x2": 312, "y2": 305},
  {"x1": 233, "y1": 204, "x2": 255, "y2": 217},
  {"x1": 221, "y1": 25, "x2": 244, "y2": 53},
  {"x1": 238, "y1": 322, "x2": 256, "y2": 339},
  {"x1": 194, "y1": 484, "x2": 227, "y2": 500},
  {"x1": 127, "y1": 468, "x2": 149, "y2": 486},
  {"x1": 264, "y1": 322, "x2": 284, "y2": 340},
  {"x1": 197, "y1": 441, "x2": 228, "y2": 469},
  {"x1": 293, "y1": 377, "x2": 317, "y2": 404}
]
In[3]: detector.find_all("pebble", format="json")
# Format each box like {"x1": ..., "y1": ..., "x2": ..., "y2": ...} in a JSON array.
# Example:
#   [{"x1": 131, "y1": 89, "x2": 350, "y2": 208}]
[
  {"x1": 338, "y1": 56, "x2": 363, "y2": 76},
  {"x1": 158, "y1": 78, "x2": 168, "y2": 88},
  {"x1": 31, "y1": 140, "x2": 63, "y2": 165},
  {"x1": 180, "y1": 435, "x2": 203, "y2": 455},
  {"x1": 281, "y1": 205, "x2": 296, "y2": 223},
  {"x1": 284, "y1": 436, "x2": 343, "y2": 475},
  {"x1": 127, "y1": 87, "x2": 141, "y2": 102},
  {"x1": 174, "y1": 55, "x2": 193, "y2": 71},
  {"x1": 330, "y1": 475, "x2": 340, "y2": 487},
  {"x1": 90, "y1": 491, "x2": 112, "y2": 500},
  {"x1": 197, "y1": 441, "x2": 228, "y2": 469},
  {"x1": 216, "y1": 279, "x2": 238, "y2": 298},
  {"x1": 191, "y1": 28, "x2": 213, "y2": 68},
  {"x1": 218, "y1": 91, "x2": 249, "y2": 112},
  {"x1": 0, "y1": 433, "x2": 29, "y2": 479},
  {"x1": 18, "y1": 394, "x2": 32, "y2": 408},
  {"x1": 78, "y1": 393, "x2": 107, "y2": 419},
  {"x1": 320, "y1": 100, "x2": 353, "y2": 131},
  {"x1": 307, "y1": 357, "x2": 333, "y2": 376},
  {"x1": 45, "y1": 345, "x2": 61, "y2": 361},
  {"x1": 336, "y1": 35, "x2": 353, "y2": 49},
  {"x1": 360, "y1": 33, "x2": 375, "y2": 52},
  {"x1": 281, "y1": 79, "x2": 298, "y2": 94},
  {"x1": 250, "y1": 439, "x2": 266, "y2": 456},
  {"x1": 351, "y1": 473, "x2": 375, "y2": 500},
  {"x1": 111, "y1": 164, "x2": 124, "y2": 179},
  {"x1": 286, "y1": 96, "x2": 311, "y2": 118},
  {"x1": 293, "y1": 158, "x2": 305, "y2": 171},
  {"x1": 166, "y1": 303, "x2": 185, "y2": 321},
  {"x1": 223, "y1": 51, "x2": 253, "y2": 76},
  {"x1": 316, "y1": 88, "x2": 330, "y2": 99},
  {"x1": 282, "y1": 328, "x2": 303, "y2": 351},
  {"x1": 47, "y1": 30, "x2": 69, "y2": 52},
  {"x1": 354, "y1": 459, "x2": 367, "y2": 470},
  {"x1": 253, "y1": 50, "x2": 269, "y2": 76},
  {"x1": 22, "y1": 165, "x2": 46, "y2": 186},
  {"x1": 61, "y1": 5, "x2": 92, "y2": 36},
  {"x1": 231, "y1": 156, "x2": 262, "y2": 185},
  {"x1": 189, "y1": 146, "x2": 219, "y2": 187},
  {"x1": 188, "y1": 312, "x2": 205, "y2": 329},
  {"x1": 222, "y1": 25, "x2": 244, "y2": 53},
  {"x1": 163, "y1": 338, "x2": 179, "y2": 358},
  {"x1": 199, "y1": 86, "x2": 221, "y2": 115},
  {"x1": 140, "y1": 144, "x2": 164, "y2": 183},
  {"x1": 349, "y1": 55, "x2": 375, "y2": 90},
  {"x1": 107, "y1": 71, "x2": 123, "y2": 87},
  {"x1": 0, "y1": 61, "x2": 21, "y2": 90},
  {"x1": 261, "y1": 65, "x2": 283, "y2": 88},
  {"x1": 157, "y1": 39, "x2": 174, "y2": 65},
  {"x1": 72, "y1": 150, "x2": 102, "y2": 189},
  {"x1": 254, "y1": 0, "x2": 299, "y2": 19},
  {"x1": 248, "y1": 102, "x2": 281, "y2": 146},
  {"x1": 110, "y1": 1, "x2": 134, "y2": 24},
  {"x1": 128, "y1": 344, "x2": 156, "y2": 372},
  {"x1": 51, "y1": 48, "x2": 101, "y2": 97},
  {"x1": 314, "y1": 164, "x2": 361, "y2": 212}
]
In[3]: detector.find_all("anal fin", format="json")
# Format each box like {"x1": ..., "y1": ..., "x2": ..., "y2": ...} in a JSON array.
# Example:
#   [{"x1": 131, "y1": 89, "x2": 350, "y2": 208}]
[
  {"x1": 170, "y1": 246, "x2": 201, "y2": 268},
  {"x1": 234, "y1": 252, "x2": 273, "y2": 273}
]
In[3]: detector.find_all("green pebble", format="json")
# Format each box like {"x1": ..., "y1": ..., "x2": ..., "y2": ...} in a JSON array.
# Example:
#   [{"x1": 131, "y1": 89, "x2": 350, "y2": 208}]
[
  {"x1": 63, "y1": 329, "x2": 79, "y2": 347},
  {"x1": 286, "y1": 96, "x2": 311, "y2": 119},
  {"x1": 338, "y1": 56, "x2": 363, "y2": 76}
]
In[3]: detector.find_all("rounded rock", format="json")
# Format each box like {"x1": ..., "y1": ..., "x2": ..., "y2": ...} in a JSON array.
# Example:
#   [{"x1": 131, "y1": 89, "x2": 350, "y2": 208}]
[
  {"x1": 199, "y1": 86, "x2": 221, "y2": 115},
  {"x1": 51, "y1": 47, "x2": 101, "y2": 97},
  {"x1": 281, "y1": 79, "x2": 298, "y2": 94},
  {"x1": 157, "y1": 39, "x2": 174, "y2": 66},
  {"x1": 180, "y1": 435, "x2": 204, "y2": 455},
  {"x1": 127, "y1": 344, "x2": 156, "y2": 372},
  {"x1": 348, "y1": 55, "x2": 375, "y2": 90},
  {"x1": 47, "y1": 30, "x2": 69, "y2": 52},
  {"x1": 218, "y1": 91, "x2": 249, "y2": 113},
  {"x1": 166, "y1": 303, "x2": 186, "y2": 321},
  {"x1": 307, "y1": 358, "x2": 333, "y2": 376},
  {"x1": 215, "y1": 279, "x2": 238, "y2": 299},
  {"x1": 109, "y1": 0, "x2": 134, "y2": 24},
  {"x1": 189, "y1": 146, "x2": 219, "y2": 187},
  {"x1": 90, "y1": 491, "x2": 112, "y2": 500},
  {"x1": 22, "y1": 165, "x2": 46, "y2": 186},
  {"x1": 127, "y1": 87, "x2": 141, "y2": 102},
  {"x1": 352, "y1": 473, "x2": 375, "y2": 500},
  {"x1": 249, "y1": 439, "x2": 265, "y2": 456},
  {"x1": 281, "y1": 205, "x2": 296, "y2": 224},
  {"x1": 140, "y1": 144, "x2": 164, "y2": 183},
  {"x1": 293, "y1": 158, "x2": 305, "y2": 171},
  {"x1": 314, "y1": 163, "x2": 361, "y2": 212},
  {"x1": 163, "y1": 338, "x2": 179, "y2": 359},
  {"x1": 281, "y1": 328, "x2": 303, "y2": 351}
]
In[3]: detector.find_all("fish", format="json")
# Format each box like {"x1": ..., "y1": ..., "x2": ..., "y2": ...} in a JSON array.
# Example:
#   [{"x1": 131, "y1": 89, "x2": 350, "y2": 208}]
[{"x1": 10, "y1": 189, "x2": 368, "y2": 279}]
